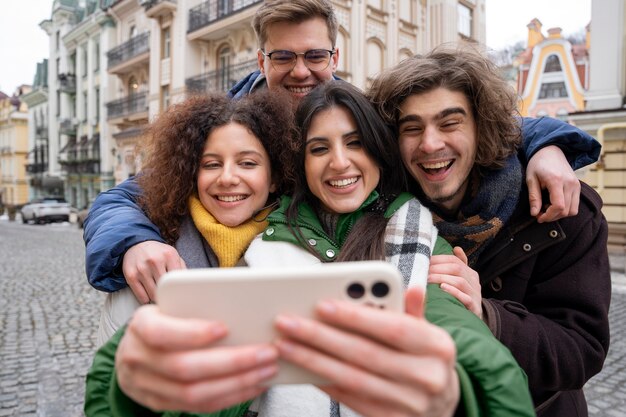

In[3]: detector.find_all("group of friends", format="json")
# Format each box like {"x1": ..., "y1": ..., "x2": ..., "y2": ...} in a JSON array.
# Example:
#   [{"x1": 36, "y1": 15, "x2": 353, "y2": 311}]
[{"x1": 81, "y1": 1, "x2": 611, "y2": 416}]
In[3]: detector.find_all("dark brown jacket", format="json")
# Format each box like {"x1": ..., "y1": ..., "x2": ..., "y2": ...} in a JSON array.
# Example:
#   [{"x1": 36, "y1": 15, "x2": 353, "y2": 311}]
[{"x1": 476, "y1": 181, "x2": 611, "y2": 416}]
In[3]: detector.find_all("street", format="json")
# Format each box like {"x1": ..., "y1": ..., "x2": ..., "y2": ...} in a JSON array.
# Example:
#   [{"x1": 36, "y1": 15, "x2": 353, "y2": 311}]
[{"x1": 0, "y1": 219, "x2": 625, "y2": 416}]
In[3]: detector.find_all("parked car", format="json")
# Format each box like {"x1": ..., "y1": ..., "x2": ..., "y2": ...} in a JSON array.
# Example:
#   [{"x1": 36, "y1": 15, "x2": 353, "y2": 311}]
[
  {"x1": 76, "y1": 202, "x2": 93, "y2": 229},
  {"x1": 20, "y1": 197, "x2": 72, "y2": 224}
]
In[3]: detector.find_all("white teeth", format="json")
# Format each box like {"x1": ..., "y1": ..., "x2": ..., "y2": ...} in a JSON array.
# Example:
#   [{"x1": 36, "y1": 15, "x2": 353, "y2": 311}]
[
  {"x1": 421, "y1": 160, "x2": 452, "y2": 170},
  {"x1": 289, "y1": 86, "x2": 313, "y2": 94},
  {"x1": 216, "y1": 195, "x2": 247, "y2": 202},
  {"x1": 329, "y1": 177, "x2": 358, "y2": 187}
]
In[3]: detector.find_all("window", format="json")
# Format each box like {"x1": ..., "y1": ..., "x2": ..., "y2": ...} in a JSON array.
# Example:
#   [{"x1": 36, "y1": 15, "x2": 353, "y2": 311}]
[
  {"x1": 56, "y1": 91, "x2": 61, "y2": 117},
  {"x1": 538, "y1": 82, "x2": 568, "y2": 99},
  {"x1": 544, "y1": 55, "x2": 562, "y2": 72},
  {"x1": 162, "y1": 27, "x2": 171, "y2": 59},
  {"x1": 56, "y1": 31, "x2": 60, "y2": 51},
  {"x1": 458, "y1": 3, "x2": 472, "y2": 38},
  {"x1": 128, "y1": 76, "x2": 139, "y2": 95},
  {"x1": 161, "y1": 86, "x2": 170, "y2": 112},
  {"x1": 129, "y1": 25, "x2": 137, "y2": 39},
  {"x1": 93, "y1": 41, "x2": 100, "y2": 71},
  {"x1": 217, "y1": 46, "x2": 232, "y2": 92},
  {"x1": 56, "y1": 57, "x2": 60, "y2": 76},
  {"x1": 82, "y1": 45, "x2": 88, "y2": 77},
  {"x1": 83, "y1": 92, "x2": 88, "y2": 122}
]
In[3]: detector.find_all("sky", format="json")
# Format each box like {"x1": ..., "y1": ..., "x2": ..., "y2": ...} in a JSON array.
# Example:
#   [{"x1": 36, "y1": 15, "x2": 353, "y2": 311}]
[{"x1": 0, "y1": 0, "x2": 592, "y2": 96}]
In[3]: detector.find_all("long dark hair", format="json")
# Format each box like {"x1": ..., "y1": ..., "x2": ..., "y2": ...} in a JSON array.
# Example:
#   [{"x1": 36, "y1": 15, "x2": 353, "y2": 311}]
[{"x1": 285, "y1": 81, "x2": 407, "y2": 261}]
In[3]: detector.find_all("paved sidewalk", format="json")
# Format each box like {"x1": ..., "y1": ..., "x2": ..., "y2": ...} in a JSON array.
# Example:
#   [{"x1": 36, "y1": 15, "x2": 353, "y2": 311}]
[{"x1": 0, "y1": 219, "x2": 624, "y2": 416}]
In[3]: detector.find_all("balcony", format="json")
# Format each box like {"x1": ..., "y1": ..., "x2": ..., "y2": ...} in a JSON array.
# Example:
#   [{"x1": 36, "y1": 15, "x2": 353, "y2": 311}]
[
  {"x1": 58, "y1": 73, "x2": 76, "y2": 94},
  {"x1": 26, "y1": 163, "x2": 48, "y2": 174},
  {"x1": 186, "y1": 59, "x2": 258, "y2": 94},
  {"x1": 106, "y1": 92, "x2": 148, "y2": 121},
  {"x1": 59, "y1": 119, "x2": 78, "y2": 136},
  {"x1": 143, "y1": 0, "x2": 177, "y2": 18},
  {"x1": 188, "y1": 0, "x2": 262, "y2": 38},
  {"x1": 107, "y1": 32, "x2": 150, "y2": 74}
]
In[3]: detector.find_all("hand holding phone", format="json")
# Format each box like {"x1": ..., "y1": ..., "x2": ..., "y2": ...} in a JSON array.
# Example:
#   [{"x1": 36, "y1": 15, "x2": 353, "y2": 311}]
[{"x1": 156, "y1": 261, "x2": 404, "y2": 384}]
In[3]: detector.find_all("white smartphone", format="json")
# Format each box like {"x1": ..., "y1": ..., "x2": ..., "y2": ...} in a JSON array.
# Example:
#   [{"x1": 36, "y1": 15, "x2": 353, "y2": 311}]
[{"x1": 156, "y1": 260, "x2": 404, "y2": 385}]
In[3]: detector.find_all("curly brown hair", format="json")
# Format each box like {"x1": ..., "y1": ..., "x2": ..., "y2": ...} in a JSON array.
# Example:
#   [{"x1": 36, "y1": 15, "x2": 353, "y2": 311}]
[
  {"x1": 367, "y1": 43, "x2": 521, "y2": 170},
  {"x1": 137, "y1": 90, "x2": 295, "y2": 244}
]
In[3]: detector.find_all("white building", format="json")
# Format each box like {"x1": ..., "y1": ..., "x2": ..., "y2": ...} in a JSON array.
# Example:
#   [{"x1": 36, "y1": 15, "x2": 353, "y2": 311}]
[
  {"x1": 40, "y1": 0, "x2": 486, "y2": 198},
  {"x1": 569, "y1": 0, "x2": 626, "y2": 249}
]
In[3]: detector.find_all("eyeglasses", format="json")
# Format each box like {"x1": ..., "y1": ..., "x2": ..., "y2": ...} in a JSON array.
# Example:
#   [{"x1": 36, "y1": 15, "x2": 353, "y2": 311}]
[{"x1": 260, "y1": 49, "x2": 336, "y2": 72}]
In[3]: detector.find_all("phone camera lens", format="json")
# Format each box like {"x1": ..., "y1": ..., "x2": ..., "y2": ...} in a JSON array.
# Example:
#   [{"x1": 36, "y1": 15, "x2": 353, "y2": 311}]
[
  {"x1": 347, "y1": 282, "x2": 365, "y2": 299},
  {"x1": 371, "y1": 281, "x2": 390, "y2": 297}
]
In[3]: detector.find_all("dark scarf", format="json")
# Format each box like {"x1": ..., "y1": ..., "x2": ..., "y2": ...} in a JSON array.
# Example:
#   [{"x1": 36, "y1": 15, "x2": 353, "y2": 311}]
[{"x1": 430, "y1": 155, "x2": 523, "y2": 267}]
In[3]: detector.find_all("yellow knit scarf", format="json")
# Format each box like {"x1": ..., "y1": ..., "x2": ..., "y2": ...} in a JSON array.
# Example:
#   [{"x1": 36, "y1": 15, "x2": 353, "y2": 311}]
[{"x1": 188, "y1": 195, "x2": 270, "y2": 267}]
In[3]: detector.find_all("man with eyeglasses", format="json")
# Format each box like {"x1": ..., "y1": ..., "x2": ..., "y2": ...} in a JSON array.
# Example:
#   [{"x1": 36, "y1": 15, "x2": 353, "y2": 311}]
[{"x1": 229, "y1": 0, "x2": 340, "y2": 103}]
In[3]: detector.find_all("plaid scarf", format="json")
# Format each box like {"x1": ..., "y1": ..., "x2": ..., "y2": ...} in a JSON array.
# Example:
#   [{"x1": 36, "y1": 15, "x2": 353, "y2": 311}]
[{"x1": 431, "y1": 155, "x2": 522, "y2": 268}]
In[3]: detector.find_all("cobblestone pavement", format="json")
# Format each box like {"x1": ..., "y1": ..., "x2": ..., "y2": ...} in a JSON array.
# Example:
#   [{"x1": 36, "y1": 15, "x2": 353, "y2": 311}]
[
  {"x1": 0, "y1": 219, "x2": 103, "y2": 416},
  {"x1": 0, "y1": 218, "x2": 625, "y2": 416}
]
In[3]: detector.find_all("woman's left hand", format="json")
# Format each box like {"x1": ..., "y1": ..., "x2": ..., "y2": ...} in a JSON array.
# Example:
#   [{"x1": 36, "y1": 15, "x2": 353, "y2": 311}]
[{"x1": 274, "y1": 286, "x2": 459, "y2": 417}]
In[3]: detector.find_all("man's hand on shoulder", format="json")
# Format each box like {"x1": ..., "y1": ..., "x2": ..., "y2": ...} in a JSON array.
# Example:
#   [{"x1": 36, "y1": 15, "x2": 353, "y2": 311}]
[
  {"x1": 122, "y1": 241, "x2": 186, "y2": 304},
  {"x1": 526, "y1": 145, "x2": 580, "y2": 223}
]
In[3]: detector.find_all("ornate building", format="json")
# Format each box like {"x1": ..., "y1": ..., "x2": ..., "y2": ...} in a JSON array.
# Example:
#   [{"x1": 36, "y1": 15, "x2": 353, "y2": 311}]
[
  {"x1": 37, "y1": 0, "x2": 486, "y2": 207},
  {"x1": 515, "y1": 18, "x2": 589, "y2": 119},
  {"x1": 0, "y1": 87, "x2": 30, "y2": 206}
]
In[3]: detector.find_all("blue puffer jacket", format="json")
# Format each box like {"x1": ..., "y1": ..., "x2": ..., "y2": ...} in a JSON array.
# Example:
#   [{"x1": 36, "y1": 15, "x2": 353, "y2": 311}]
[{"x1": 84, "y1": 75, "x2": 601, "y2": 292}]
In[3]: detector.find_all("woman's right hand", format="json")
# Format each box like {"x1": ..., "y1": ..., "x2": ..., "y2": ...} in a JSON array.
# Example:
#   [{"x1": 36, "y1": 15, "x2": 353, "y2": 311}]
[{"x1": 115, "y1": 305, "x2": 279, "y2": 412}]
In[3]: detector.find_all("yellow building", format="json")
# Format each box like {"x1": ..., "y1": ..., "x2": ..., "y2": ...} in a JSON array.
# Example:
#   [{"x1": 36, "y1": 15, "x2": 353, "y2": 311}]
[
  {"x1": 515, "y1": 18, "x2": 588, "y2": 118},
  {"x1": 0, "y1": 87, "x2": 31, "y2": 207}
]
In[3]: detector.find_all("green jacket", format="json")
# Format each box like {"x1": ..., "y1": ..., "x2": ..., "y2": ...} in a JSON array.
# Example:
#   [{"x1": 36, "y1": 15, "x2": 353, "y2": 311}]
[{"x1": 85, "y1": 193, "x2": 534, "y2": 417}]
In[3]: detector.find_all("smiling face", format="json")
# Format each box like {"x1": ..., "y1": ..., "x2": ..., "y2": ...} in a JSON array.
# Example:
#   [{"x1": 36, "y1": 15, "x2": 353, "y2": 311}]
[
  {"x1": 304, "y1": 106, "x2": 380, "y2": 214},
  {"x1": 258, "y1": 17, "x2": 338, "y2": 104},
  {"x1": 398, "y1": 88, "x2": 477, "y2": 214},
  {"x1": 197, "y1": 123, "x2": 274, "y2": 227}
]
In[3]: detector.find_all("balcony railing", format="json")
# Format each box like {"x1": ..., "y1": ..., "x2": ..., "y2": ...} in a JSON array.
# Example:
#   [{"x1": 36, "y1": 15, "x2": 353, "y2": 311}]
[
  {"x1": 186, "y1": 59, "x2": 258, "y2": 94},
  {"x1": 26, "y1": 163, "x2": 48, "y2": 174},
  {"x1": 58, "y1": 73, "x2": 76, "y2": 94},
  {"x1": 143, "y1": 0, "x2": 177, "y2": 14},
  {"x1": 107, "y1": 32, "x2": 150, "y2": 70},
  {"x1": 59, "y1": 119, "x2": 78, "y2": 136},
  {"x1": 106, "y1": 92, "x2": 148, "y2": 120},
  {"x1": 143, "y1": 0, "x2": 176, "y2": 7},
  {"x1": 188, "y1": 0, "x2": 262, "y2": 33}
]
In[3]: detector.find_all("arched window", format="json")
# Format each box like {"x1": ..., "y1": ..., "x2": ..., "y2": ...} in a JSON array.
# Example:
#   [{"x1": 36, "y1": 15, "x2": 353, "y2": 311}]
[
  {"x1": 366, "y1": 40, "x2": 384, "y2": 81},
  {"x1": 128, "y1": 76, "x2": 139, "y2": 96},
  {"x1": 216, "y1": 45, "x2": 233, "y2": 92},
  {"x1": 545, "y1": 55, "x2": 562, "y2": 72}
]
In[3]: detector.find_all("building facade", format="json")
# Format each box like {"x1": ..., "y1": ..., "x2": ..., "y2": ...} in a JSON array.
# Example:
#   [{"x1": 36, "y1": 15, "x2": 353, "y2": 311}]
[
  {"x1": 22, "y1": 60, "x2": 65, "y2": 199},
  {"x1": 38, "y1": 0, "x2": 486, "y2": 205},
  {"x1": 0, "y1": 87, "x2": 31, "y2": 207},
  {"x1": 569, "y1": 0, "x2": 626, "y2": 249},
  {"x1": 515, "y1": 18, "x2": 589, "y2": 119}
]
